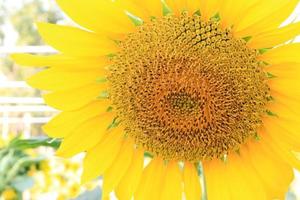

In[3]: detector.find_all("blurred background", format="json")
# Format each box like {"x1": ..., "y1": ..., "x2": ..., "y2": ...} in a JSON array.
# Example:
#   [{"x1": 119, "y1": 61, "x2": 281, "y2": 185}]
[
  {"x1": 0, "y1": 0, "x2": 102, "y2": 199},
  {"x1": 0, "y1": 0, "x2": 300, "y2": 199}
]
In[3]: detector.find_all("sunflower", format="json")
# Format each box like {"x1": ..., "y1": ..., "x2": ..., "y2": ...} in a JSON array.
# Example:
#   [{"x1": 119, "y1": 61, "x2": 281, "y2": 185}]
[{"x1": 12, "y1": 0, "x2": 300, "y2": 199}]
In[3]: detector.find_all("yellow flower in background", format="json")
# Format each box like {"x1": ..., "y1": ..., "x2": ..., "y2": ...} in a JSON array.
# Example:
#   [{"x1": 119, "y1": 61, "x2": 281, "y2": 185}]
[
  {"x1": 27, "y1": 164, "x2": 38, "y2": 177},
  {"x1": 39, "y1": 160, "x2": 51, "y2": 173},
  {"x1": 12, "y1": 0, "x2": 300, "y2": 199},
  {"x1": 68, "y1": 183, "x2": 81, "y2": 198},
  {"x1": 1, "y1": 188, "x2": 17, "y2": 200}
]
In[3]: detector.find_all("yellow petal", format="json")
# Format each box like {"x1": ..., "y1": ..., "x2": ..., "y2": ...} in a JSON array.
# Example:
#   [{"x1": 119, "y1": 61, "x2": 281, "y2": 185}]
[
  {"x1": 235, "y1": 0, "x2": 299, "y2": 37},
  {"x1": 226, "y1": 152, "x2": 267, "y2": 200},
  {"x1": 263, "y1": 117, "x2": 300, "y2": 151},
  {"x1": 129, "y1": 0, "x2": 163, "y2": 17},
  {"x1": 27, "y1": 68, "x2": 107, "y2": 91},
  {"x1": 267, "y1": 100, "x2": 300, "y2": 123},
  {"x1": 82, "y1": 128, "x2": 124, "y2": 183},
  {"x1": 249, "y1": 22, "x2": 300, "y2": 49},
  {"x1": 271, "y1": 86, "x2": 300, "y2": 102},
  {"x1": 270, "y1": 84, "x2": 300, "y2": 102},
  {"x1": 270, "y1": 117, "x2": 300, "y2": 148},
  {"x1": 114, "y1": 0, "x2": 149, "y2": 20},
  {"x1": 259, "y1": 43, "x2": 300, "y2": 64},
  {"x1": 164, "y1": 0, "x2": 188, "y2": 15},
  {"x1": 238, "y1": 149, "x2": 269, "y2": 199},
  {"x1": 159, "y1": 161, "x2": 182, "y2": 200},
  {"x1": 102, "y1": 138, "x2": 135, "y2": 197},
  {"x1": 183, "y1": 162, "x2": 201, "y2": 200},
  {"x1": 219, "y1": 0, "x2": 258, "y2": 29},
  {"x1": 204, "y1": 159, "x2": 231, "y2": 200},
  {"x1": 115, "y1": 148, "x2": 144, "y2": 200},
  {"x1": 267, "y1": 62, "x2": 300, "y2": 79},
  {"x1": 134, "y1": 157, "x2": 166, "y2": 200},
  {"x1": 274, "y1": 92, "x2": 300, "y2": 113},
  {"x1": 56, "y1": 0, "x2": 135, "y2": 34},
  {"x1": 245, "y1": 138, "x2": 294, "y2": 199},
  {"x1": 43, "y1": 83, "x2": 107, "y2": 111},
  {"x1": 11, "y1": 54, "x2": 69, "y2": 68},
  {"x1": 260, "y1": 126, "x2": 300, "y2": 171},
  {"x1": 56, "y1": 113, "x2": 115, "y2": 157},
  {"x1": 199, "y1": 0, "x2": 221, "y2": 20},
  {"x1": 37, "y1": 22, "x2": 117, "y2": 56},
  {"x1": 185, "y1": 0, "x2": 201, "y2": 14},
  {"x1": 234, "y1": 0, "x2": 287, "y2": 34},
  {"x1": 11, "y1": 53, "x2": 110, "y2": 69},
  {"x1": 268, "y1": 79, "x2": 300, "y2": 103},
  {"x1": 43, "y1": 100, "x2": 111, "y2": 138}
]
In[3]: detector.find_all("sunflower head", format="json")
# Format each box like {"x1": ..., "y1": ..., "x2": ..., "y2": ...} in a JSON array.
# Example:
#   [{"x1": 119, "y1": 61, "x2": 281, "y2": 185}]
[
  {"x1": 109, "y1": 13, "x2": 270, "y2": 161},
  {"x1": 11, "y1": 0, "x2": 300, "y2": 199}
]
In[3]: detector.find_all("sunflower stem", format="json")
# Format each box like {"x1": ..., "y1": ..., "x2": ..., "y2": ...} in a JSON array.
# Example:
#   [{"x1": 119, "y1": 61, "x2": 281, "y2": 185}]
[{"x1": 198, "y1": 162, "x2": 208, "y2": 200}]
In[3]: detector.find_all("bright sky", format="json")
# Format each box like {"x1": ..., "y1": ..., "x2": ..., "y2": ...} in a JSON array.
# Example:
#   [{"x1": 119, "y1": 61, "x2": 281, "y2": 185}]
[{"x1": 0, "y1": 0, "x2": 61, "y2": 46}]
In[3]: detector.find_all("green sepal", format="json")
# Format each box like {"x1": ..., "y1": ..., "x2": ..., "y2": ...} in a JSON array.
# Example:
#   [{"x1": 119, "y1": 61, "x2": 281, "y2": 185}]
[
  {"x1": 96, "y1": 77, "x2": 107, "y2": 83},
  {"x1": 112, "y1": 39, "x2": 121, "y2": 45},
  {"x1": 266, "y1": 110, "x2": 278, "y2": 117},
  {"x1": 242, "y1": 36, "x2": 252, "y2": 42},
  {"x1": 259, "y1": 48, "x2": 271, "y2": 54},
  {"x1": 97, "y1": 91, "x2": 109, "y2": 99},
  {"x1": 107, "y1": 117, "x2": 120, "y2": 130},
  {"x1": 254, "y1": 132, "x2": 260, "y2": 141},
  {"x1": 211, "y1": 13, "x2": 220, "y2": 22},
  {"x1": 144, "y1": 152, "x2": 153, "y2": 158},
  {"x1": 194, "y1": 10, "x2": 201, "y2": 16},
  {"x1": 106, "y1": 106, "x2": 113, "y2": 112},
  {"x1": 126, "y1": 12, "x2": 143, "y2": 26},
  {"x1": 106, "y1": 53, "x2": 117, "y2": 59},
  {"x1": 266, "y1": 95, "x2": 275, "y2": 102},
  {"x1": 161, "y1": 0, "x2": 172, "y2": 16},
  {"x1": 150, "y1": 16, "x2": 157, "y2": 21},
  {"x1": 221, "y1": 154, "x2": 228, "y2": 163},
  {"x1": 266, "y1": 72, "x2": 277, "y2": 79}
]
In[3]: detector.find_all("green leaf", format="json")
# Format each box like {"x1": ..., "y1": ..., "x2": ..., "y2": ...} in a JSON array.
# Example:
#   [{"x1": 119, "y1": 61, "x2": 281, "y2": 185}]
[
  {"x1": 5, "y1": 156, "x2": 44, "y2": 184},
  {"x1": 0, "y1": 150, "x2": 15, "y2": 171},
  {"x1": 9, "y1": 138, "x2": 61, "y2": 150}
]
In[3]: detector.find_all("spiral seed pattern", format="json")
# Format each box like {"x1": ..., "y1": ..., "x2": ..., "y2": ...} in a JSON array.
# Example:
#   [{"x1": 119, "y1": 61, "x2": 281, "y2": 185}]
[{"x1": 109, "y1": 13, "x2": 269, "y2": 161}]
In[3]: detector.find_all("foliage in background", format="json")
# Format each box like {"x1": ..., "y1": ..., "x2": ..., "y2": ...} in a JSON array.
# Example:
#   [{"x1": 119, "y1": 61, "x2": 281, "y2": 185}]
[
  {"x1": 0, "y1": 135, "x2": 100, "y2": 200},
  {"x1": 0, "y1": 0, "x2": 66, "y2": 138},
  {"x1": 0, "y1": 135, "x2": 45, "y2": 200},
  {"x1": 10, "y1": 0, "x2": 62, "y2": 46},
  {"x1": 0, "y1": 3, "x2": 6, "y2": 45},
  {"x1": 0, "y1": 0, "x2": 63, "y2": 81}
]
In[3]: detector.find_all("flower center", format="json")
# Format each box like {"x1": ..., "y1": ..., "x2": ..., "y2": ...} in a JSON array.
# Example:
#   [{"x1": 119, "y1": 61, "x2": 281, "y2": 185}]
[{"x1": 109, "y1": 13, "x2": 269, "y2": 161}]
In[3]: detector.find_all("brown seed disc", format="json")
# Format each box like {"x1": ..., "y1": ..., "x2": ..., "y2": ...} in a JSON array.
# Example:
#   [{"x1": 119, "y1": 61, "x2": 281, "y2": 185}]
[{"x1": 108, "y1": 13, "x2": 269, "y2": 161}]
